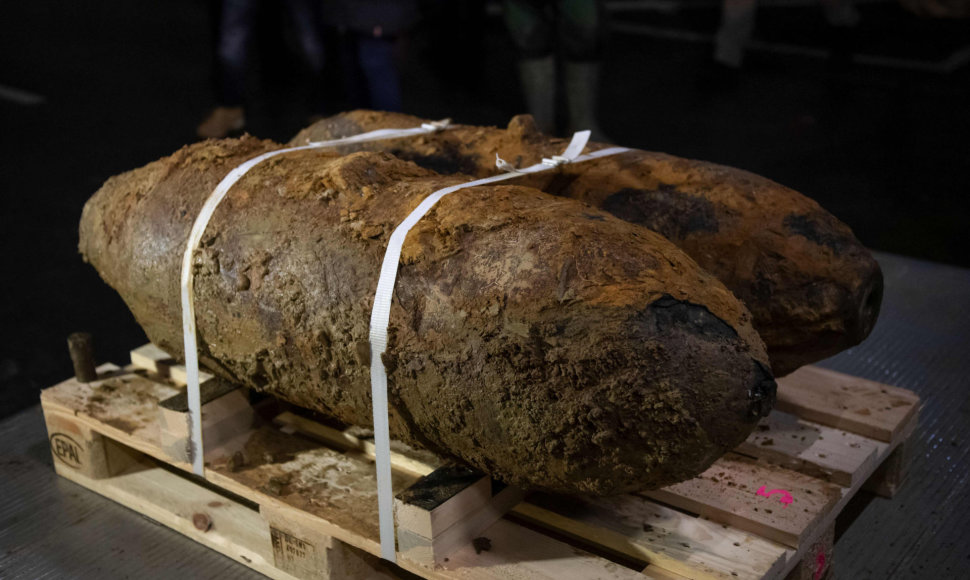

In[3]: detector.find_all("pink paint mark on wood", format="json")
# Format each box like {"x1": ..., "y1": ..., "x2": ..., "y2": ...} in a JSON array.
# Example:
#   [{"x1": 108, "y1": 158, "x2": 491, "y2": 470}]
[
  {"x1": 756, "y1": 485, "x2": 794, "y2": 507},
  {"x1": 814, "y1": 548, "x2": 827, "y2": 579}
]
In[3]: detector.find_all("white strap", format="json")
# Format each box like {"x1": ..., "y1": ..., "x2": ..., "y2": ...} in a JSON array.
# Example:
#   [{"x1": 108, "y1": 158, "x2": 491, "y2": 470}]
[
  {"x1": 180, "y1": 121, "x2": 451, "y2": 476},
  {"x1": 305, "y1": 118, "x2": 451, "y2": 146},
  {"x1": 368, "y1": 132, "x2": 629, "y2": 562}
]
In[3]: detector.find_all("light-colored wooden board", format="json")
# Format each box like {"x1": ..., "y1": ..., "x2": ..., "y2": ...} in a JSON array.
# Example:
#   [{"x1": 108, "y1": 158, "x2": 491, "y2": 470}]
[
  {"x1": 736, "y1": 411, "x2": 881, "y2": 487},
  {"x1": 411, "y1": 517, "x2": 655, "y2": 580},
  {"x1": 41, "y1": 364, "x2": 189, "y2": 469},
  {"x1": 397, "y1": 484, "x2": 525, "y2": 566},
  {"x1": 395, "y1": 470, "x2": 493, "y2": 539},
  {"x1": 130, "y1": 343, "x2": 175, "y2": 374},
  {"x1": 159, "y1": 388, "x2": 254, "y2": 463},
  {"x1": 776, "y1": 366, "x2": 919, "y2": 443},
  {"x1": 644, "y1": 454, "x2": 842, "y2": 549},
  {"x1": 513, "y1": 494, "x2": 789, "y2": 580},
  {"x1": 261, "y1": 504, "x2": 399, "y2": 579},
  {"x1": 130, "y1": 343, "x2": 213, "y2": 386},
  {"x1": 261, "y1": 483, "x2": 651, "y2": 580},
  {"x1": 274, "y1": 410, "x2": 443, "y2": 478},
  {"x1": 53, "y1": 453, "x2": 299, "y2": 580},
  {"x1": 169, "y1": 363, "x2": 214, "y2": 387},
  {"x1": 44, "y1": 406, "x2": 141, "y2": 479},
  {"x1": 205, "y1": 426, "x2": 419, "y2": 558}
]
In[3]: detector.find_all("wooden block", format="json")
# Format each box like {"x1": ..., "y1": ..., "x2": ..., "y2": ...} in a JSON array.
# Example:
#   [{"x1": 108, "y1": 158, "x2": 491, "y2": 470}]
[
  {"x1": 514, "y1": 493, "x2": 788, "y2": 580},
  {"x1": 274, "y1": 411, "x2": 443, "y2": 477},
  {"x1": 420, "y1": 517, "x2": 651, "y2": 580},
  {"x1": 263, "y1": 505, "x2": 396, "y2": 579},
  {"x1": 395, "y1": 465, "x2": 492, "y2": 538},
  {"x1": 644, "y1": 454, "x2": 842, "y2": 548},
  {"x1": 395, "y1": 467, "x2": 525, "y2": 566},
  {"x1": 130, "y1": 343, "x2": 175, "y2": 375},
  {"x1": 169, "y1": 363, "x2": 214, "y2": 388},
  {"x1": 158, "y1": 385, "x2": 254, "y2": 464},
  {"x1": 784, "y1": 523, "x2": 833, "y2": 580},
  {"x1": 41, "y1": 364, "x2": 186, "y2": 467},
  {"x1": 776, "y1": 366, "x2": 919, "y2": 443},
  {"x1": 736, "y1": 411, "x2": 880, "y2": 487},
  {"x1": 863, "y1": 432, "x2": 916, "y2": 498},
  {"x1": 130, "y1": 343, "x2": 214, "y2": 387},
  {"x1": 44, "y1": 409, "x2": 139, "y2": 479}
]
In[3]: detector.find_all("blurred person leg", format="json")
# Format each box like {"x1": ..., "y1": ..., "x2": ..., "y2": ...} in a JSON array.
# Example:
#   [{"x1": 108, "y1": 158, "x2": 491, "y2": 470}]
[
  {"x1": 559, "y1": 0, "x2": 608, "y2": 140},
  {"x1": 505, "y1": 0, "x2": 556, "y2": 133},
  {"x1": 323, "y1": 1, "x2": 417, "y2": 112},
  {"x1": 358, "y1": 33, "x2": 403, "y2": 112},
  {"x1": 284, "y1": 0, "x2": 328, "y2": 118},
  {"x1": 714, "y1": 0, "x2": 757, "y2": 69},
  {"x1": 336, "y1": 30, "x2": 369, "y2": 109},
  {"x1": 198, "y1": 0, "x2": 260, "y2": 138}
]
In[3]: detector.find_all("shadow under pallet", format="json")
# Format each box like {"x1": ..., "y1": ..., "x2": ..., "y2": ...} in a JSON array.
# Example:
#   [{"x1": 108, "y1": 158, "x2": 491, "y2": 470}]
[{"x1": 40, "y1": 344, "x2": 919, "y2": 580}]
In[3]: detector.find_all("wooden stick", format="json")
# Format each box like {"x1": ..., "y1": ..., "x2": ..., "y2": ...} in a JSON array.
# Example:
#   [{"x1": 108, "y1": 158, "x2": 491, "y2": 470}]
[{"x1": 67, "y1": 332, "x2": 98, "y2": 383}]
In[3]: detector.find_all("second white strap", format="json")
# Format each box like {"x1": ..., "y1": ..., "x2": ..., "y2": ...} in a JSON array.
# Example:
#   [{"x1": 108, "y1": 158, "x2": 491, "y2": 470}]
[{"x1": 367, "y1": 132, "x2": 630, "y2": 562}]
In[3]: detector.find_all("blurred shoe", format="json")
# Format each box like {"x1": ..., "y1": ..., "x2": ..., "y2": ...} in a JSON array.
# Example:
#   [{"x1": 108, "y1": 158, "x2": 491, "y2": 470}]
[
  {"x1": 518, "y1": 56, "x2": 556, "y2": 135},
  {"x1": 196, "y1": 106, "x2": 245, "y2": 139},
  {"x1": 565, "y1": 61, "x2": 611, "y2": 143}
]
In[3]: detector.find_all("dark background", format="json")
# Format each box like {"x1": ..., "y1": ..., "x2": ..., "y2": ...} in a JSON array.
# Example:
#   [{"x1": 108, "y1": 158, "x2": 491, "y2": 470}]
[{"x1": 1, "y1": 0, "x2": 968, "y2": 418}]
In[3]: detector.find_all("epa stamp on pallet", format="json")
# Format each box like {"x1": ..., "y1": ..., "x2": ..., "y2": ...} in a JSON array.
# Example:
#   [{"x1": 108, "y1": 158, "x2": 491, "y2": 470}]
[{"x1": 41, "y1": 343, "x2": 919, "y2": 580}]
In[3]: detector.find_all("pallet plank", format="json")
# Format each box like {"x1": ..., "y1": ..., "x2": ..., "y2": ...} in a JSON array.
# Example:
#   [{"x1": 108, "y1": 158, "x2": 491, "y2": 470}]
[
  {"x1": 53, "y1": 453, "x2": 298, "y2": 580},
  {"x1": 258, "y1": 472, "x2": 650, "y2": 580},
  {"x1": 514, "y1": 494, "x2": 788, "y2": 580},
  {"x1": 261, "y1": 504, "x2": 399, "y2": 579},
  {"x1": 204, "y1": 426, "x2": 420, "y2": 558},
  {"x1": 417, "y1": 518, "x2": 653, "y2": 580},
  {"x1": 395, "y1": 465, "x2": 493, "y2": 539},
  {"x1": 397, "y1": 483, "x2": 525, "y2": 567},
  {"x1": 274, "y1": 411, "x2": 443, "y2": 478},
  {"x1": 130, "y1": 343, "x2": 175, "y2": 374},
  {"x1": 41, "y1": 364, "x2": 188, "y2": 468},
  {"x1": 736, "y1": 411, "x2": 881, "y2": 487},
  {"x1": 776, "y1": 366, "x2": 919, "y2": 443},
  {"x1": 644, "y1": 454, "x2": 842, "y2": 548},
  {"x1": 130, "y1": 343, "x2": 214, "y2": 386}
]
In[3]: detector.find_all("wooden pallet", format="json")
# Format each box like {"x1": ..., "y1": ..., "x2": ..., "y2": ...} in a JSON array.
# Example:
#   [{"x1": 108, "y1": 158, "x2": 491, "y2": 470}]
[{"x1": 41, "y1": 344, "x2": 919, "y2": 580}]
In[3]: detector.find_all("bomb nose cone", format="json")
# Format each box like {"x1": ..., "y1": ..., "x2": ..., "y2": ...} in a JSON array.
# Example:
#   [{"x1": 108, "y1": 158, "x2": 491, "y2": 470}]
[
  {"x1": 748, "y1": 362, "x2": 777, "y2": 419},
  {"x1": 852, "y1": 262, "x2": 884, "y2": 343}
]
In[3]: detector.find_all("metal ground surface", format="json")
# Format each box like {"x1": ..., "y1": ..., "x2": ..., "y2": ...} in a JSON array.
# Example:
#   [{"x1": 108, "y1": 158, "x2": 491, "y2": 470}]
[
  {"x1": 820, "y1": 252, "x2": 970, "y2": 579},
  {"x1": 0, "y1": 251, "x2": 967, "y2": 579}
]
